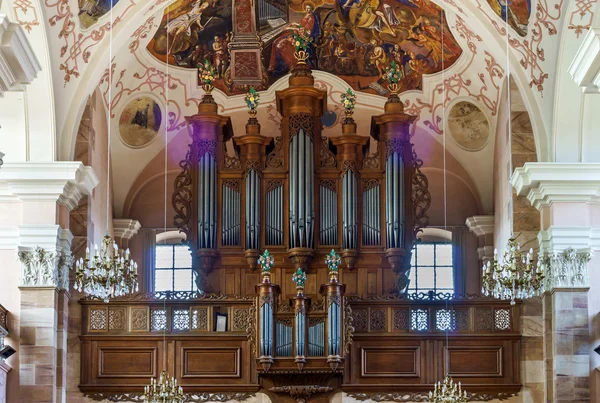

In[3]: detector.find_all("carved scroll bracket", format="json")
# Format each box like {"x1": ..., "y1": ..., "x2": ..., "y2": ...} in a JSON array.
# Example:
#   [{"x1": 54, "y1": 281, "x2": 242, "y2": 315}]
[{"x1": 269, "y1": 385, "x2": 333, "y2": 403}]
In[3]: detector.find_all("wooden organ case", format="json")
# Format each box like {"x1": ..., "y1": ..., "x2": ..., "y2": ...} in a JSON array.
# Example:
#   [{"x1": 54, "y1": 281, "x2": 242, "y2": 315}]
[{"x1": 78, "y1": 65, "x2": 522, "y2": 402}]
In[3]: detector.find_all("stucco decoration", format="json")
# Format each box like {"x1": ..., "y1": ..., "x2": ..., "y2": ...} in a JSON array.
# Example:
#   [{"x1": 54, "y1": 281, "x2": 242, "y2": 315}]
[
  {"x1": 18, "y1": 247, "x2": 58, "y2": 287},
  {"x1": 118, "y1": 97, "x2": 162, "y2": 147},
  {"x1": 448, "y1": 101, "x2": 490, "y2": 151}
]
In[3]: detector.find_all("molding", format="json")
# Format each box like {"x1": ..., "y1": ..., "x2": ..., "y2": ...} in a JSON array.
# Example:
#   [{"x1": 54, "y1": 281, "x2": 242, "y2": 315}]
[
  {"x1": 511, "y1": 163, "x2": 600, "y2": 210},
  {"x1": 83, "y1": 392, "x2": 256, "y2": 402},
  {"x1": 346, "y1": 392, "x2": 517, "y2": 402},
  {"x1": 0, "y1": 14, "x2": 41, "y2": 96},
  {"x1": 0, "y1": 162, "x2": 99, "y2": 210},
  {"x1": 0, "y1": 226, "x2": 18, "y2": 249},
  {"x1": 465, "y1": 216, "x2": 495, "y2": 237},
  {"x1": 477, "y1": 245, "x2": 495, "y2": 262},
  {"x1": 569, "y1": 28, "x2": 600, "y2": 93},
  {"x1": 538, "y1": 226, "x2": 600, "y2": 252},
  {"x1": 113, "y1": 219, "x2": 142, "y2": 241}
]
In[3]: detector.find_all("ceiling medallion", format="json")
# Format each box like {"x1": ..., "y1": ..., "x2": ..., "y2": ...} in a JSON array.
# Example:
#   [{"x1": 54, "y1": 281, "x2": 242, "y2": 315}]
[
  {"x1": 74, "y1": 235, "x2": 139, "y2": 303},
  {"x1": 481, "y1": 236, "x2": 544, "y2": 305},
  {"x1": 428, "y1": 375, "x2": 468, "y2": 402},
  {"x1": 143, "y1": 369, "x2": 186, "y2": 403}
]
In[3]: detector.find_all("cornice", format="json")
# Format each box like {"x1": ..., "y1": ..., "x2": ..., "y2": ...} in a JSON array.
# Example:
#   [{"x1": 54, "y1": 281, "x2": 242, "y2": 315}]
[
  {"x1": 538, "y1": 226, "x2": 600, "y2": 252},
  {"x1": 113, "y1": 219, "x2": 142, "y2": 241},
  {"x1": 569, "y1": 27, "x2": 600, "y2": 93},
  {"x1": 465, "y1": 215, "x2": 495, "y2": 237},
  {"x1": 511, "y1": 162, "x2": 600, "y2": 210},
  {"x1": 0, "y1": 162, "x2": 99, "y2": 210},
  {"x1": 0, "y1": 14, "x2": 41, "y2": 95}
]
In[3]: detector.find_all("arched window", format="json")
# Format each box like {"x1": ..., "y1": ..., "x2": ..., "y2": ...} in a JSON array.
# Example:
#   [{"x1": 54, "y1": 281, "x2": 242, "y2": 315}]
[
  {"x1": 154, "y1": 232, "x2": 198, "y2": 293},
  {"x1": 409, "y1": 228, "x2": 454, "y2": 294}
]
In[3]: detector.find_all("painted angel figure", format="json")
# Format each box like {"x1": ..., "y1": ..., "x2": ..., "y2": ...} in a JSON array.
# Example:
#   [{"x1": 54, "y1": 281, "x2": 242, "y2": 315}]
[{"x1": 166, "y1": 1, "x2": 210, "y2": 37}]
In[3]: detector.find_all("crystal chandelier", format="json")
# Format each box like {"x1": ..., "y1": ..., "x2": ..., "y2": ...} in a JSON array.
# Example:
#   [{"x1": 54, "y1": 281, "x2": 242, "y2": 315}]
[
  {"x1": 143, "y1": 369, "x2": 185, "y2": 403},
  {"x1": 429, "y1": 375, "x2": 468, "y2": 403},
  {"x1": 74, "y1": 235, "x2": 138, "y2": 302},
  {"x1": 482, "y1": 237, "x2": 544, "y2": 305}
]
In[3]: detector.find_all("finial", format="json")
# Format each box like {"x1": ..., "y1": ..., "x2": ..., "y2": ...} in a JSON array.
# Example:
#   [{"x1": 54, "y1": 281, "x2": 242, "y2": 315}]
[
  {"x1": 199, "y1": 59, "x2": 217, "y2": 99},
  {"x1": 325, "y1": 249, "x2": 341, "y2": 283},
  {"x1": 292, "y1": 267, "x2": 307, "y2": 296},
  {"x1": 341, "y1": 88, "x2": 356, "y2": 124},
  {"x1": 258, "y1": 249, "x2": 275, "y2": 283},
  {"x1": 245, "y1": 87, "x2": 260, "y2": 119}
]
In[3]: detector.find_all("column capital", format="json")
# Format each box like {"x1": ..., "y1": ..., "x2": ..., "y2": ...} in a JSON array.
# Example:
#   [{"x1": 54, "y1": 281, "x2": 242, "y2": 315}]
[
  {"x1": 0, "y1": 14, "x2": 41, "y2": 95},
  {"x1": 568, "y1": 27, "x2": 600, "y2": 93},
  {"x1": 113, "y1": 219, "x2": 142, "y2": 241},
  {"x1": 465, "y1": 215, "x2": 494, "y2": 237},
  {"x1": 511, "y1": 162, "x2": 600, "y2": 210},
  {"x1": 0, "y1": 162, "x2": 99, "y2": 210}
]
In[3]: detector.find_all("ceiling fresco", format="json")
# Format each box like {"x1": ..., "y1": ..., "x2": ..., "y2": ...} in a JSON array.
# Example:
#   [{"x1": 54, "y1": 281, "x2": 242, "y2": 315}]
[
  {"x1": 485, "y1": 0, "x2": 530, "y2": 36},
  {"x1": 77, "y1": 0, "x2": 121, "y2": 29},
  {"x1": 145, "y1": 0, "x2": 463, "y2": 95}
]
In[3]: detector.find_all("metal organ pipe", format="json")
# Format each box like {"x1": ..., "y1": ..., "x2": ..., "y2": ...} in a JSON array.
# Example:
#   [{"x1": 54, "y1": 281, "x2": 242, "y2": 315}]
[
  {"x1": 245, "y1": 169, "x2": 261, "y2": 250},
  {"x1": 289, "y1": 130, "x2": 315, "y2": 248},
  {"x1": 385, "y1": 152, "x2": 404, "y2": 249},
  {"x1": 319, "y1": 184, "x2": 338, "y2": 245},
  {"x1": 362, "y1": 183, "x2": 381, "y2": 245},
  {"x1": 266, "y1": 183, "x2": 283, "y2": 245},
  {"x1": 198, "y1": 153, "x2": 217, "y2": 248},
  {"x1": 222, "y1": 182, "x2": 241, "y2": 246},
  {"x1": 342, "y1": 170, "x2": 357, "y2": 249}
]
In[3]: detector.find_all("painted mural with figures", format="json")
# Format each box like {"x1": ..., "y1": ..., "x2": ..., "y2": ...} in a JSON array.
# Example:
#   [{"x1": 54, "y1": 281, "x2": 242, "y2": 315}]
[
  {"x1": 146, "y1": 0, "x2": 463, "y2": 96},
  {"x1": 485, "y1": 0, "x2": 531, "y2": 36},
  {"x1": 78, "y1": 0, "x2": 121, "y2": 29}
]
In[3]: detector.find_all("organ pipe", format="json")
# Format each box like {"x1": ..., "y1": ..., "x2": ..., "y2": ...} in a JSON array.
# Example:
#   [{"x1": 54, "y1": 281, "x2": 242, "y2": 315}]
[
  {"x1": 319, "y1": 182, "x2": 338, "y2": 245},
  {"x1": 289, "y1": 129, "x2": 315, "y2": 249},
  {"x1": 222, "y1": 181, "x2": 241, "y2": 246},
  {"x1": 342, "y1": 169, "x2": 358, "y2": 249},
  {"x1": 362, "y1": 182, "x2": 381, "y2": 245},
  {"x1": 245, "y1": 169, "x2": 261, "y2": 250},
  {"x1": 385, "y1": 152, "x2": 404, "y2": 249},
  {"x1": 266, "y1": 182, "x2": 284, "y2": 245},
  {"x1": 198, "y1": 153, "x2": 217, "y2": 248}
]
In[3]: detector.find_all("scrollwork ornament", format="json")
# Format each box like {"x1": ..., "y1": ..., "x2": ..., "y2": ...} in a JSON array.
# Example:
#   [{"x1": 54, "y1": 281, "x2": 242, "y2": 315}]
[
  {"x1": 344, "y1": 300, "x2": 354, "y2": 354},
  {"x1": 363, "y1": 179, "x2": 380, "y2": 191},
  {"x1": 84, "y1": 392, "x2": 256, "y2": 402},
  {"x1": 363, "y1": 150, "x2": 380, "y2": 169},
  {"x1": 18, "y1": 247, "x2": 58, "y2": 287},
  {"x1": 412, "y1": 148, "x2": 430, "y2": 238},
  {"x1": 340, "y1": 160, "x2": 358, "y2": 177},
  {"x1": 289, "y1": 114, "x2": 314, "y2": 140},
  {"x1": 266, "y1": 136, "x2": 283, "y2": 168},
  {"x1": 244, "y1": 159, "x2": 262, "y2": 176},
  {"x1": 385, "y1": 138, "x2": 405, "y2": 159},
  {"x1": 327, "y1": 294, "x2": 341, "y2": 308},
  {"x1": 172, "y1": 145, "x2": 193, "y2": 244},
  {"x1": 223, "y1": 179, "x2": 241, "y2": 192},
  {"x1": 260, "y1": 293, "x2": 274, "y2": 308},
  {"x1": 247, "y1": 298, "x2": 257, "y2": 356},
  {"x1": 197, "y1": 139, "x2": 217, "y2": 159},
  {"x1": 320, "y1": 136, "x2": 337, "y2": 168},
  {"x1": 346, "y1": 392, "x2": 516, "y2": 402}
]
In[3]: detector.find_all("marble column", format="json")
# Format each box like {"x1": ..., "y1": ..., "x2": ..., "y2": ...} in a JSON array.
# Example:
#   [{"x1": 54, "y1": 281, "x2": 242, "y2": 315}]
[{"x1": 513, "y1": 162, "x2": 600, "y2": 402}]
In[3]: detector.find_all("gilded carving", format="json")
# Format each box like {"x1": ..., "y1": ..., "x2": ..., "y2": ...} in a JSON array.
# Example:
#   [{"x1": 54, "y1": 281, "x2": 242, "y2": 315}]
[
  {"x1": 347, "y1": 392, "x2": 517, "y2": 402},
  {"x1": 363, "y1": 150, "x2": 380, "y2": 169},
  {"x1": 344, "y1": 301, "x2": 354, "y2": 354},
  {"x1": 108, "y1": 307, "x2": 126, "y2": 331},
  {"x1": 84, "y1": 392, "x2": 256, "y2": 402}
]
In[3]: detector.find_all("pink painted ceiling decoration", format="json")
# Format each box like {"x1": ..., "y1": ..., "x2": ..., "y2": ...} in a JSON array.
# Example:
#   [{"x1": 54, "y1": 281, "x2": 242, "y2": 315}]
[{"x1": 145, "y1": 0, "x2": 464, "y2": 95}]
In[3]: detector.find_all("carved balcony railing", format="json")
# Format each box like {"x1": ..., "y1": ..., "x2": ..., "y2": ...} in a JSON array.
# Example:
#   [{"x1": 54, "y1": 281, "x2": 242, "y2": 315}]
[
  {"x1": 78, "y1": 295, "x2": 259, "y2": 395},
  {"x1": 342, "y1": 295, "x2": 521, "y2": 397}
]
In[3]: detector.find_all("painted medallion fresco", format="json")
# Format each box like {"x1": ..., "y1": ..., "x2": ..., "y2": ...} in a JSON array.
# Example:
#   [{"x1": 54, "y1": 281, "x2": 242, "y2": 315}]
[
  {"x1": 147, "y1": 0, "x2": 463, "y2": 95},
  {"x1": 486, "y1": 0, "x2": 530, "y2": 36},
  {"x1": 119, "y1": 97, "x2": 162, "y2": 148},
  {"x1": 78, "y1": 0, "x2": 120, "y2": 29}
]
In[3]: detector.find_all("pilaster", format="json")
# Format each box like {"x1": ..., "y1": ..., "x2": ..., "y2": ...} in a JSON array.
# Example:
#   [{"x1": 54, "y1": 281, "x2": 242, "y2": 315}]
[
  {"x1": 0, "y1": 162, "x2": 98, "y2": 403},
  {"x1": 569, "y1": 28, "x2": 600, "y2": 94},
  {"x1": 465, "y1": 215, "x2": 494, "y2": 264},
  {"x1": 512, "y1": 163, "x2": 600, "y2": 402}
]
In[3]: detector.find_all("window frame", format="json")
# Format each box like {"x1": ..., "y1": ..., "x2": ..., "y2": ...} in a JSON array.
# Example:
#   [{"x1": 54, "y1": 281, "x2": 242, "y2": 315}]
[
  {"x1": 153, "y1": 244, "x2": 197, "y2": 293},
  {"x1": 409, "y1": 242, "x2": 454, "y2": 294}
]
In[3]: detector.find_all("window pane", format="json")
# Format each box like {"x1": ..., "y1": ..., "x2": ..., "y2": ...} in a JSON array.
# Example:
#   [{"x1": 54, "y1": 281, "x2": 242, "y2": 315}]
[
  {"x1": 174, "y1": 245, "x2": 192, "y2": 267},
  {"x1": 408, "y1": 268, "x2": 417, "y2": 291},
  {"x1": 418, "y1": 266, "x2": 435, "y2": 290},
  {"x1": 416, "y1": 244, "x2": 435, "y2": 266},
  {"x1": 173, "y1": 269, "x2": 193, "y2": 291},
  {"x1": 156, "y1": 246, "x2": 174, "y2": 269},
  {"x1": 155, "y1": 270, "x2": 172, "y2": 292},
  {"x1": 410, "y1": 250, "x2": 416, "y2": 266},
  {"x1": 436, "y1": 244, "x2": 453, "y2": 266},
  {"x1": 436, "y1": 267, "x2": 454, "y2": 290}
]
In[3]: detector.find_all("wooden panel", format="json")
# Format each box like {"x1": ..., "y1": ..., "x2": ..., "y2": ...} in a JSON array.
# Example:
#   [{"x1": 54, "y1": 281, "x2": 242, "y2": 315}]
[
  {"x1": 181, "y1": 347, "x2": 241, "y2": 378},
  {"x1": 305, "y1": 273, "x2": 317, "y2": 295},
  {"x1": 446, "y1": 346, "x2": 503, "y2": 377},
  {"x1": 343, "y1": 270, "x2": 358, "y2": 295},
  {"x1": 244, "y1": 273, "x2": 259, "y2": 295},
  {"x1": 98, "y1": 347, "x2": 157, "y2": 378},
  {"x1": 361, "y1": 346, "x2": 420, "y2": 377},
  {"x1": 367, "y1": 272, "x2": 378, "y2": 295}
]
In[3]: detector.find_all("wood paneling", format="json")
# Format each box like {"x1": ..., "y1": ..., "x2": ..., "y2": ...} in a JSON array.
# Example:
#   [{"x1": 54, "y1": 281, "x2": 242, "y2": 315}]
[
  {"x1": 361, "y1": 346, "x2": 420, "y2": 377},
  {"x1": 181, "y1": 347, "x2": 241, "y2": 378},
  {"x1": 446, "y1": 346, "x2": 503, "y2": 377},
  {"x1": 98, "y1": 347, "x2": 157, "y2": 378}
]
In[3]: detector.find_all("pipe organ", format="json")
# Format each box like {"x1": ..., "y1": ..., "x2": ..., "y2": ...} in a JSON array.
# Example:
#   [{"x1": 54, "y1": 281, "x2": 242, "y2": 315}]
[
  {"x1": 256, "y1": 0, "x2": 287, "y2": 30},
  {"x1": 78, "y1": 61, "x2": 522, "y2": 403}
]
